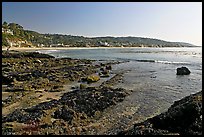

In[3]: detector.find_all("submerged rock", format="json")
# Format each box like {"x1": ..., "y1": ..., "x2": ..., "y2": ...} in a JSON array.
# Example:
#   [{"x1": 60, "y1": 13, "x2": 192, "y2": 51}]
[{"x1": 176, "y1": 66, "x2": 191, "y2": 75}]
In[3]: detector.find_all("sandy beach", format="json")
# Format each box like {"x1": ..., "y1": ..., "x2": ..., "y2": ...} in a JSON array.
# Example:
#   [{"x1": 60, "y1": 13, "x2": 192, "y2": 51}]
[
  {"x1": 2, "y1": 46, "x2": 128, "y2": 51},
  {"x1": 2, "y1": 46, "x2": 163, "y2": 52}
]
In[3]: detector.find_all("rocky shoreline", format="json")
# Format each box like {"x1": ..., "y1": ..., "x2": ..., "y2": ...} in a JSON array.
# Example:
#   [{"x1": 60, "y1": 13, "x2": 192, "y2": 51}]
[
  {"x1": 2, "y1": 50, "x2": 131, "y2": 135},
  {"x1": 119, "y1": 91, "x2": 202, "y2": 135},
  {"x1": 2, "y1": 50, "x2": 202, "y2": 135}
]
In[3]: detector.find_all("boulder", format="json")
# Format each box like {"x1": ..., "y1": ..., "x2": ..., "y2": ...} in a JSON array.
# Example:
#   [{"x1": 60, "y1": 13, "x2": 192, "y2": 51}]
[
  {"x1": 119, "y1": 91, "x2": 202, "y2": 135},
  {"x1": 99, "y1": 69, "x2": 110, "y2": 77},
  {"x1": 176, "y1": 67, "x2": 191, "y2": 75},
  {"x1": 86, "y1": 74, "x2": 100, "y2": 83},
  {"x1": 106, "y1": 65, "x2": 112, "y2": 70}
]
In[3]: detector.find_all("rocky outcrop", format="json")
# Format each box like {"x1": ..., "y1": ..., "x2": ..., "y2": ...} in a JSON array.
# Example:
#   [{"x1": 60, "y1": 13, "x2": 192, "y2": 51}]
[
  {"x1": 59, "y1": 86, "x2": 131, "y2": 117},
  {"x1": 2, "y1": 50, "x2": 131, "y2": 135},
  {"x1": 119, "y1": 91, "x2": 202, "y2": 135},
  {"x1": 53, "y1": 105, "x2": 76, "y2": 124},
  {"x1": 2, "y1": 51, "x2": 55, "y2": 58},
  {"x1": 176, "y1": 66, "x2": 191, "y2": 75}
]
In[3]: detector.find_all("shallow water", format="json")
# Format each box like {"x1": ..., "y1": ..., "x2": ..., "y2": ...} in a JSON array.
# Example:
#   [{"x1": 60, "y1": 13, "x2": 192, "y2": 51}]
[{"x1": 38, "y1": 47, "x2": 202, "y2": 134}]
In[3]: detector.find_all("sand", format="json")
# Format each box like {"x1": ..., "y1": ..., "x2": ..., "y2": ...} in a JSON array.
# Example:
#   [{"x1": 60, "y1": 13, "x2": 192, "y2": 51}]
[{"x1": 2, "y1": 46, "x2": 144, "y2": 52}]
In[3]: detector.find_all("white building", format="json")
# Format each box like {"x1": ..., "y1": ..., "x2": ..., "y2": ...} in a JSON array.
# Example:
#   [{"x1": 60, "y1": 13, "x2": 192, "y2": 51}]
[{"x1": 2, "y1": 28, "x2": 13, "y2": 35}]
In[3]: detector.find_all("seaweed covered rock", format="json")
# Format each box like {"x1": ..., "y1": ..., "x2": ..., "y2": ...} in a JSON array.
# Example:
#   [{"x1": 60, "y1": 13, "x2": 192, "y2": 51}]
[
  {"x1": 2, "y1": 51, "x2": 55, "y2": 58},
  {"x1": 53, "y1": 105, "x2": 76, "y2": 124},
  {"x1": 86, "y1": 74, "x2": 100, "y2": 83},
  {"x1": 2, "y1": 109, "x2": 44, "y2": 123},
  {"x1": 2, "y1": 73, "x2": 14, "y2": 85},
  {"x1": 59, "y1": 87, "x2": 130, "y2": 117},
  {"x1": 176, "y1": 66, "x2": 191, "y2": 75},
  {"x1": 119, "y1": 91, "x2": 202, "y2": 135}
]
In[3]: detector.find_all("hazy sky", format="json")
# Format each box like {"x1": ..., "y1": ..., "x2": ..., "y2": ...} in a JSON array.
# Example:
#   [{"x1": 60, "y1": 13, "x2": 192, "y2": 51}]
[{"x1": 2, "y1": 2, "x2": 202, "y2": 46}]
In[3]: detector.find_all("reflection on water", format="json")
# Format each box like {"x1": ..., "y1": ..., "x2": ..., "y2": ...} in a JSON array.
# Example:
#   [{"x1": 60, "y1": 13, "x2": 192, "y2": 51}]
[{"x1": 93, "y1": 60, "x2": 202, "y2": 134}]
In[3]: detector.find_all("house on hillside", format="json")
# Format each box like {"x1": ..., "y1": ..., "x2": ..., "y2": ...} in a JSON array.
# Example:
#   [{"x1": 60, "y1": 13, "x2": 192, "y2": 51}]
[
  {"x1": 98, "y1": 41, "x2": 110, "y2": 47},
  {"x1": 2, "y1": 28, "x2": 13, "y2": 35}
]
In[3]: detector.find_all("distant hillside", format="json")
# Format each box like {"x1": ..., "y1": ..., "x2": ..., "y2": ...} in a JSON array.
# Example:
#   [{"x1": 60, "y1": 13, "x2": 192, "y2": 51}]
[{"x1": 2, "y1": 22, "x2": 197, "y2": 48}]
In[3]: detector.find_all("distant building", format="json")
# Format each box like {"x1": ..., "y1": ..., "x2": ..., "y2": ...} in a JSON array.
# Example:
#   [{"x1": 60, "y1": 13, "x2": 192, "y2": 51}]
[
  {"x1": 98, "y1": 41, "x2": 110, "y2": 46},
  {"x1": 2, "y1": 28, "x2": 13, "y2": 35},
  {"x1": 50, "y1": 43, "x2": 64, "y2": 47}
]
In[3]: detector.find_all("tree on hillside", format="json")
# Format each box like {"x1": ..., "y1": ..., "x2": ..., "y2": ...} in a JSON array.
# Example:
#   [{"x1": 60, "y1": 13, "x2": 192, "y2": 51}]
[{"x1": 2, "y1": 21, "x2": 8, "y2": 29}]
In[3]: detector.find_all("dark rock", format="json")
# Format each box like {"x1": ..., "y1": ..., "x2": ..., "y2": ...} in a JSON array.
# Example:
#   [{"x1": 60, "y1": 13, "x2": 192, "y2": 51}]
[
  {"x1": 149, "y1": 91, "x2": 202, "y2": 135},
  {"x1": 106, "y1": 65, "x2": 112, "y2": 70},
  {"x1": 2, "y1": 51, "x2": 55, "y2": 58},
  {"x1": 2, "y1": 109, "x2": 44, "y2": 123},
  {"x1": 25, "y1": 99, "x2": 58, "y2": 112},
  {"x1": 40, "y1": 124, "x2": 52, "y2": 129},
  {"x1": 53, "y1": 105, "x2": 75, "y2": 124},
  {"x1": 2, "y1": 126, "x2": 14, "y2": 135},
  {"x1": 59, "y1": 86, "x2": 130, "y2": 117},
  {"x1": 33, "y1": 59, "x2": 42, "y2": 63},
  {"x1": 2, "y1": 74, "x2": 14, "y2": 85},
  {"x1": 80, "y1": 83, "x2": 87, "y2": 89},
  {"x1": 100, "y1": 67, "x2": 105, "y2": 71},
  {"x1": 15, "y1": 73, "x2": 33, "y2": 81},
  {"x1": 101, "y1": 69, "x2": 110, "y2": 75},
  {"x1": 120, "y1": 91, "x2": 202, "y2": 135},
  {"x1": 100, "y1": 63, "x2": 105, "y2": 66},
  {"x1": 176, "y1": 67, "x2": 191, "y2": 75},
  {"x1": 99, "y1": 69, "x2": 110, "y2": 77}
]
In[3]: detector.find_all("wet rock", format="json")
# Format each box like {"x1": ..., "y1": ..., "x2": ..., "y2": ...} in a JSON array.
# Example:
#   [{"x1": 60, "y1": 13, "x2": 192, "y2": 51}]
[
  {"x1": 34, "y1": 59, "x2": 42, "y2": 63},
  {"x1": 59, "y1": 86, "x2": 130, "y2": 117},
  {"x1": 15, "y1": 73, "x2": 33, "y2": 81},
  {"x1": 2, "y1": 74, "x2": 14, "y2": 85},
  {"x1": 31, "y1": 70, "x2": 46, "y2": 78},
  {"x1": 149, "y1": 91, "x2": 202, "y2": 135},
  {"x1": 2, "y1": 51, "x2": 55, "y2": 58},
  {"x1": 80, "y1": 83, "x2": 87, "y2": 89},
  {"x1": 106, "y1": 65, "x2": 112, "y2": 70},
  {"x1": 25, "y1": 99, "x2": 59, "y2": 112},
  {"x1": 100, "y1": 63, "x2": 105, "y2": 66},
  {"x1": 100, "y1": 69, "x2": 110, "y2": 77},
  {"x1": 100, "y1": 68, "x2": 105, "y2": 71},
  {"x1": 120, "y1": 91, "x2": 202, "y2": 135},
  {"x1": 2, "y1": 126, "x2": 14, "y2": 135},
  {"x1": 2, "y1": 109, "x2": 44, "y2": 123},
  {"x1": 100, "y1": 73, "x2": 124, "y2": 87},
  {"x1": 53, "y1": 105, "x2": 76, "y2": 124},
  {"x1": 86, "y1": 74, "x2": 100, "y2": 83},
  {"x1": 49, "y1": 85, "x2": 64, "y2": 92},
  {"x1": 176, "y1": 66, "x2": 191, "y2": 75}
]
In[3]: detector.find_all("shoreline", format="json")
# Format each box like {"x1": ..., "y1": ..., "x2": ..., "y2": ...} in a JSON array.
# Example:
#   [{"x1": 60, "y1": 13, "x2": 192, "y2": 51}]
[{"x1": 2, "y1": 46, "x2": 200, "y2": 51}]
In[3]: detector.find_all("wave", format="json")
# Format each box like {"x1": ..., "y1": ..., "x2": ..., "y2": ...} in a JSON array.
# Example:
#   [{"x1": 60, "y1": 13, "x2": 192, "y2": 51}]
[
  {"x1": 136, "y1": 59, "x2": 190, "y2": 65},
  {"x1": 37, "y1": 50, "x2": 59, "y2": 54},
  {"x1": 115, "y1": 57, "x2": 190, "y2": 65}
]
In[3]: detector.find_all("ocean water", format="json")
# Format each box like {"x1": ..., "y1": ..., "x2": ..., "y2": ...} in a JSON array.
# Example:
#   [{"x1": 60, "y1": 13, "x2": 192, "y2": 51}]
[{"x1": 37, "y1": 47, "x2": 202, "y2": 134}]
